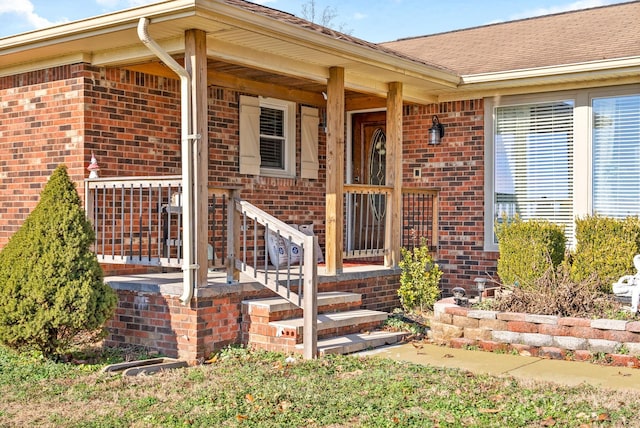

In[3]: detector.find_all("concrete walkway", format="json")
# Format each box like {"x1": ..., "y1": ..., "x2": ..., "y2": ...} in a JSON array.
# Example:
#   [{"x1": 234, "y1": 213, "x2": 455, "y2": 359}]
[{"x1": 359, "y1": 342, "x2": 640, "y2": 391}]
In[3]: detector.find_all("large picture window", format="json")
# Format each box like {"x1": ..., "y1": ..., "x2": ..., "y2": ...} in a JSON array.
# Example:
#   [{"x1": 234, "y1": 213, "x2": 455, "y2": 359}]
[
  {"x1": 485, "y1": 86, "x2": 640, "y2": 251},
  {"x1": 493, "y1": 100, "x2": 575, "y2": 242},
  {"x1": 592, "y1": 95, "x2": 640, "y2": 217}
]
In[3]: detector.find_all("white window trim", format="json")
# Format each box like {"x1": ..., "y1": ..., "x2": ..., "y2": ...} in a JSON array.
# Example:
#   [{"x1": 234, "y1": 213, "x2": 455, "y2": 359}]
[
  {"x1": 259, "y1": 97, "x2": 296, "y2": 178},
  {"x1": 484, "y1": 84, "x2": 640, "y2": 252}
]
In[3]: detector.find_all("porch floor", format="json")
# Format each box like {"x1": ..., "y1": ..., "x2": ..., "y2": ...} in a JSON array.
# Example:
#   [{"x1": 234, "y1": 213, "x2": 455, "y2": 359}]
[{"x1": 105, "y1": 263, "x2": 400, "y2": 298}]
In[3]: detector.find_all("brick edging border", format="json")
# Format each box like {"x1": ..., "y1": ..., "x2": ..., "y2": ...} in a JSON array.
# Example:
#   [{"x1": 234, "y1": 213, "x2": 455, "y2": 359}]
[{"x1": 429, "y1": 297, "x2": 640, "y2": 368}]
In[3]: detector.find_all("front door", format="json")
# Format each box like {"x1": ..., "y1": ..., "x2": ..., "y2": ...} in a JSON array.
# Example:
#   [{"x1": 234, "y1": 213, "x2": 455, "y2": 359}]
[{"x1": 347, "y1": 111, "x2": 387, "y2": 254}]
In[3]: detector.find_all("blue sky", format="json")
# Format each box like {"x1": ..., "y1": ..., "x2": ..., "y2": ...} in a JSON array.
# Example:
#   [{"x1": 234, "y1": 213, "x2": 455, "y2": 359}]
[{"x1": 0, "y1": 0, "x2": 633, "y2": 42}]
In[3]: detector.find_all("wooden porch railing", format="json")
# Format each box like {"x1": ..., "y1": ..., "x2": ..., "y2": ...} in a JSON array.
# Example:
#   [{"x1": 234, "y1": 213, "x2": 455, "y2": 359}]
[
  {"x1": 233, "y1": 200, "x2": 318, "y2": 359},
  {"x1": 343, "y1": 184, "x2": 439, "y2": 258},
  {"x1": 85, "y1": 177, "x2": 318, "y2": 358},
  {"x1": 401, "y1": 187, "x2": 439, "y2": 251},
  {"x1": 84, "y1": 176, "x2": 234, "y2": 271},
  {"x1": 85, "y1": 177, "x2": 435, "y2": 358}
]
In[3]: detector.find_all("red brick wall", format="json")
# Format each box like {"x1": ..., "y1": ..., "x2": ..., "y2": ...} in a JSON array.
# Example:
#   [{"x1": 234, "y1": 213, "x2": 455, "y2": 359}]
[
  {"x1": 402, "y1": 102, "x2": 498, "y2": 294},
  {"x1": 0, "y1": 65, "x2": 87, "y2": 248},
  {"x1": 105, "y1": 286, "x2": 277, "y2": 361},
  {"x1": 83, "y1": 67, "x2": 182, "y2": 177},
  {"x1": 207, "y1": 87, "x2": 327, "y2": 241}
]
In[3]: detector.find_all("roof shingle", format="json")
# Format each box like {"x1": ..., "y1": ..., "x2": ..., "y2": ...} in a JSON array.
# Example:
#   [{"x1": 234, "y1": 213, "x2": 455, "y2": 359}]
[{"x1": 380, "y1": 1, "x2": 640, "y2": 75}]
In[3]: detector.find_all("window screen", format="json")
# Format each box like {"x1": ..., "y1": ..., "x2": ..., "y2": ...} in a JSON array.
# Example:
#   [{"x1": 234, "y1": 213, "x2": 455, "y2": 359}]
[{"x1": 593, "y1": 95, "x2": 640, "y2": 217}]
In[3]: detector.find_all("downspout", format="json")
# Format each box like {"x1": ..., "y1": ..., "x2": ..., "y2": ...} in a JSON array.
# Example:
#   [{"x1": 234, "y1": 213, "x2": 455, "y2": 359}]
[{"x1": 137, "y1": 17, "x2": 196, "y2": 304}]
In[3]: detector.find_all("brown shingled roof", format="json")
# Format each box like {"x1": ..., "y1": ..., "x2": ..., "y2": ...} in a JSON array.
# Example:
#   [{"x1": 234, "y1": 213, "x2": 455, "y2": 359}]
[{"x1": 380, "y1": 1, "x2": 640, "y2": 75}]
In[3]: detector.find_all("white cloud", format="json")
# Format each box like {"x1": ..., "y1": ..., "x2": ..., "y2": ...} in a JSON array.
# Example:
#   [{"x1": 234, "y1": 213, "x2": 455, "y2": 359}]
[
  {"x1": 353, "y1": 12, "x2": 366, "y2": 20},
  {"x1": 0, "y1": 0, "x2": 60, "y2": 29}
]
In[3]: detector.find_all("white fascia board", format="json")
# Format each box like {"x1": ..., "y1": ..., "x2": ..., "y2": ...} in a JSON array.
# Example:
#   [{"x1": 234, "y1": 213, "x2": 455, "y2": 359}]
[
  {"x1": 199, "y1": 1, "x2": 461, "y2": 89},
  {"x1": 0, "y1": 1, "x2": 195, "y2": 52},
  {"x1": 461, "y1": 57, "x2": 640, "y2": 85},
  {"x1": 0, "y1": 53, "x2": 92, "y2": 77}
]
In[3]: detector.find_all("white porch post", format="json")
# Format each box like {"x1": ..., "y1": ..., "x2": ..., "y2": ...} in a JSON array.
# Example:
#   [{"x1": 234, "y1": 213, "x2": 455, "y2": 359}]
[
  {"x1": 185, "y1": 29, "x2": 209, "y2": 289},
  {"x1": 385, "y1": 82, "x2": 403, "y2": 267},
  {"x1": 325, "y1": 66, "x2": 345, "y2": 275}
]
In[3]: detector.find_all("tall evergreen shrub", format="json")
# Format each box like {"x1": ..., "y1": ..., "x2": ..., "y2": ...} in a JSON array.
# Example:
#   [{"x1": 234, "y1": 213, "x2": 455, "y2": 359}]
[
  {"x1": 0, "y1": 165, "x2": 117, "y2": 356},
  {"x1": 495, "y1": 215, "x2": 566, "y2": 289}
]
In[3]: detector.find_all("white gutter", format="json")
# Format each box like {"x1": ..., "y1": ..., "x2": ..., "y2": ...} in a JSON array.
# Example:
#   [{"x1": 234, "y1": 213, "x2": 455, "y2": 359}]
[
  {"x1": 461, "y1": 56, "x2": 640, "y2": 85},
  {"x1": 137, "y1": 17, "x2": 196, "y2": 304}
]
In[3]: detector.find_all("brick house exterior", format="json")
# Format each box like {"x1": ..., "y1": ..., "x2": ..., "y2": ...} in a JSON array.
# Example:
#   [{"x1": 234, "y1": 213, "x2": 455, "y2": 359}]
[
  {"x1": 1, "y1": 1, "x2": 638, "y2": 360},
  {"x1": 0, "y1": 64, "x2": 492, "y2": 286}
]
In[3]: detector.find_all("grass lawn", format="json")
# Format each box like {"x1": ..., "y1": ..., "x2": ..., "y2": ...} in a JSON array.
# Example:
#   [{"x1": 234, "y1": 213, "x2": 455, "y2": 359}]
[{"x1": 1, "y1": 345, "x2": 639, "y2": 427}]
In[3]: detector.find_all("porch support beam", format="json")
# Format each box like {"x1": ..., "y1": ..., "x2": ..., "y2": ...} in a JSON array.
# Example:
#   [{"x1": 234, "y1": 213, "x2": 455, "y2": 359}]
[
  {"x1": 325, "y1": 66, "x2": 345, "y2": 275},
  {"x1": 185, "y1": 29, "x2": 209, "y2": 288},
  {"x1": 385, "y1": 82, "x2": 403, "y2": 267}
]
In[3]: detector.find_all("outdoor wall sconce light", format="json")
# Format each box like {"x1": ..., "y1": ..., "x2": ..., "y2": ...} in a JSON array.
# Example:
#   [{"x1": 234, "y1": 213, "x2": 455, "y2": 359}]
[{"x1": 428, "y1": 115, "x2": 445, "y2": 145}]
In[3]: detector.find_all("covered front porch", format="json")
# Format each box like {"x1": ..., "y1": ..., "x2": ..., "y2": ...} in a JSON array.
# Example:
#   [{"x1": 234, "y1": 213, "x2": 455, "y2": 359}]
[
  {"x1": 76, "y1": 1, "x2": 454, "y2": 361},
  {"x1": 86, "y1": 176, "x2": 438, "y2": 360}
]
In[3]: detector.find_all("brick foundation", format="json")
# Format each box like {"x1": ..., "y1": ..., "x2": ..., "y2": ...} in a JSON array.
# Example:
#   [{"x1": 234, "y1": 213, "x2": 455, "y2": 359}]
[{"x1": 104, "y1": 267, "x2": 401, "y2": 361}]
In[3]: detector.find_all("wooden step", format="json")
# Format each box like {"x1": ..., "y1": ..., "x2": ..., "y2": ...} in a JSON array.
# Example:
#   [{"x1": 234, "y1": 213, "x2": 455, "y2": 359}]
[
  {"x1": 296, "y1": 331, "x2": 409, "y2": 356},
  {"x1": 245, "y1": 309, "x2": 392, "y2": 354},
  {"x1": 242, "y1": 291, "x2": 361, "y2": 322},
  {"x1": 269, "y1": 309, "x2": 389, "y2": 338}
]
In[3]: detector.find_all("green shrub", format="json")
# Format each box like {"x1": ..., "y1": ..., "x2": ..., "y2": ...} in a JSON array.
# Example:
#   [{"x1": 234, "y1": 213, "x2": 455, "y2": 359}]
[
  {"x1": 397, "y1": 238, "x2": 442, "y2": 312},
  {"x1": 495, "y1": 215, "x2": 566, "y2": 289},
  {"x1": 571, "y1": 215, "x2": 640, "y2": 293},
  {"x1": 0, "y1": 165, "x2": 117, "y2": 357}
]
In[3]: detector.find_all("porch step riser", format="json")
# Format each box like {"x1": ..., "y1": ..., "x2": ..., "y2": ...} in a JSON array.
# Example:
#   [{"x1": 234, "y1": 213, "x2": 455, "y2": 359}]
[
  {"x1": 242, "y1": 318, "x2": 384, "y2": 342},
  {"x1": 269, "y1": 310, "x2": 389, "y2": 334},
  {"x1": 247, "y1": 320, "x2": 389, "y2": 345},
  {"x1": 245, "y1": 332, "x2": 299, "y2": 354},
  {"x1": 242, "y1": 292, "x2": 399, "y2": 356},
  {"x1": 243, "y1": 301, "x2": 362, "y2": 324},
  {"x1": 243, "y1": 309, "x2": 389, "y2": 347},
  {"x1": 246, "y1": 331, "x2": 409, "y2": 356}
]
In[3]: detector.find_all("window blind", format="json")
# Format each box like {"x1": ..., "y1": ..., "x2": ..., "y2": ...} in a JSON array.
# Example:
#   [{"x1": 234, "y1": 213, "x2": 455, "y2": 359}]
[
  {"x1": 260, "y1": 106, "x2": 285, "y2": 169},
  {"x1": 593, "y1": 95, "x2": 640, "y2": 218},
  {"x1": 494, "y1": 100, "x2": 575, "y2": 241}
]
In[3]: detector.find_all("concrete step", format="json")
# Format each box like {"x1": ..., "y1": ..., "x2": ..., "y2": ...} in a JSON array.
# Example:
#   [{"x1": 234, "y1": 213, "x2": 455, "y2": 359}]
[
  {"x1": 243, "y1": 291, "x2": 361, "y2": 317},
  {"x1": 297, "y1": 330, "x2": 409, "y2": 356},
  {"x1": 269, "y1": 309, "x2": 389, "y2": 337}
]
